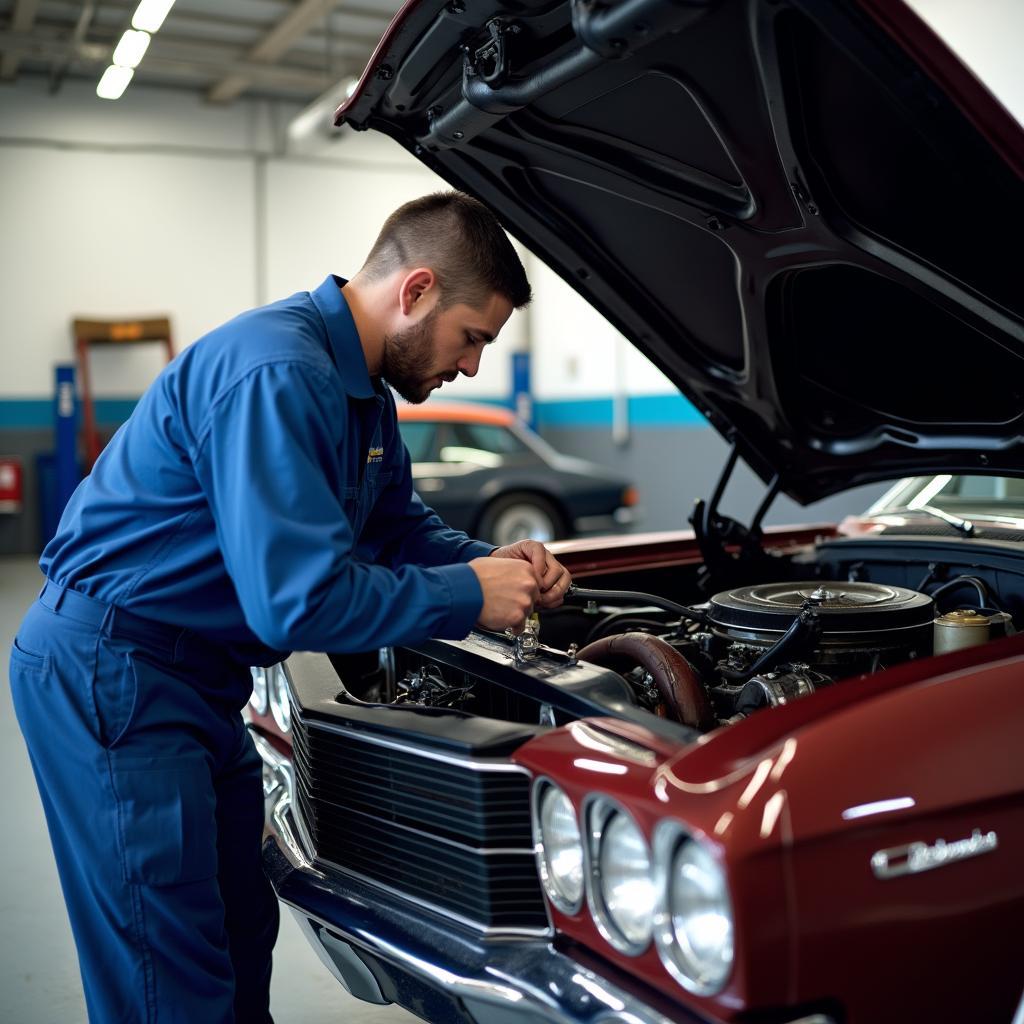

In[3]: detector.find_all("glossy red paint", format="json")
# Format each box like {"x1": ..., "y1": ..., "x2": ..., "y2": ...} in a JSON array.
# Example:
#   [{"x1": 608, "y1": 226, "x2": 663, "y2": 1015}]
[
  {"x1": 514, "y1": 635, "x2": 1024, "y2": 1022},
  {"x1": 779, "y1": 654, "x2": 1024, "y2": 1022},
  {"x1": 513, "y1": 719, "x2": 795, "y2": 1020}
]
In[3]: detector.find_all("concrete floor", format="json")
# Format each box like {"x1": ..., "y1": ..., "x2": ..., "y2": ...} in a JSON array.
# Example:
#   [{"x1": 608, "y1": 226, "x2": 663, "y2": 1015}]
[{"x1": 1, "y1": 555, "x2": 416, "y2": 1024}]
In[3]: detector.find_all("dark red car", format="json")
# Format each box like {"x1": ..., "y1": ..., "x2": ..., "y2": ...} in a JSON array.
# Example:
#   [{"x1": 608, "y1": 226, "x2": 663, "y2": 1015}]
[{"x1": 248, "y1": 1, "x2": 1024, "y2": 1022}]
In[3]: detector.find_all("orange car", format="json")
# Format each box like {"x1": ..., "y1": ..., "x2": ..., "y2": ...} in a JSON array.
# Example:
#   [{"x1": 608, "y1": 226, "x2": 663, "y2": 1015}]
[{"x1": 396, "y1": 402, "x2": 639, "y2": 545}]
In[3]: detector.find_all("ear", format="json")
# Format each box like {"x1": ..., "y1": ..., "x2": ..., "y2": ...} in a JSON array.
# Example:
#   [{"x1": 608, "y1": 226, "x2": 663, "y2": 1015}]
[{"x1": 398, "y1": 267, "x2": 437, "y2": 317}]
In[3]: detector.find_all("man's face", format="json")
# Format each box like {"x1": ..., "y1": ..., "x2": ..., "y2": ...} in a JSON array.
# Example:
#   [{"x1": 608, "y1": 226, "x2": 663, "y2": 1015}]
[{"x1": 381, "y1": 291, "x2": 514, "y2": 404}]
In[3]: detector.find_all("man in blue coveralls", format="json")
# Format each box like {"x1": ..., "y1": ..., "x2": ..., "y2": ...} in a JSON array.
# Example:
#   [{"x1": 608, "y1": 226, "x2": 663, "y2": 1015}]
[{"x1": 10, "y1": 191, "x2": 571, "y2": 1022}]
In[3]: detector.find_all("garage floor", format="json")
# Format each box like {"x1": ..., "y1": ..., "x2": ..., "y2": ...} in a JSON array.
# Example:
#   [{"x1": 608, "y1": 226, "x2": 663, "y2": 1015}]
[{"x1": 1, "y1": 555, "x2": 416, "y2": 1024}]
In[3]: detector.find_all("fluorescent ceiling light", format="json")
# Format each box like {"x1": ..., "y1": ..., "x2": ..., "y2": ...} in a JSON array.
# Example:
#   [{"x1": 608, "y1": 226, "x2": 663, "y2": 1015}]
[
  {"x1": 287, "y1": 77, "x2": 359, "y2": 142},
  {"x1": 132, "y1": 0, "x2": 176, "y2": 33},
  {"x1": 96, "y1": 65, "x2": 134, "y2": 101},
  {"x1": 113, "y1": 29, "x2": 151, "y2": 69}
]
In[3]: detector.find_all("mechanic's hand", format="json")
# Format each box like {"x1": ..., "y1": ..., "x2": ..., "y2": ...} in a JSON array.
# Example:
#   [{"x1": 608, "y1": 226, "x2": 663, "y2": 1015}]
[
  {"x1": 490, "y1": 540, "x2": 572, "y2": 611},
  {"x1": 469, "y1": 556, "x2": 541, "y2": 633}
]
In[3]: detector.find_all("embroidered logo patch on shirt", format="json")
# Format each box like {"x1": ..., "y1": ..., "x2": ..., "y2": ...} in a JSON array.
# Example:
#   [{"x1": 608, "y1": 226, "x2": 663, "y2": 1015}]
[{"x1": 367, "y1": 446, "x2": 384, "y2": 464}]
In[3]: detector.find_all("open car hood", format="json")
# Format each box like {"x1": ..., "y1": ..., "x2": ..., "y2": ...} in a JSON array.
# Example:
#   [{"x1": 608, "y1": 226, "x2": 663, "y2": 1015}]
[{"x1": 338, "y1": 0, "x2": 1024, "y2": 504}]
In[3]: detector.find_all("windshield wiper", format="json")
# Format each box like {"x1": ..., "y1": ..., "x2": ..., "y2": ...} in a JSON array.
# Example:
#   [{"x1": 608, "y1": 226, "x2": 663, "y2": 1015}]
[{"x1": 880, "y1": 504, "x2": 976, "y2": 537}]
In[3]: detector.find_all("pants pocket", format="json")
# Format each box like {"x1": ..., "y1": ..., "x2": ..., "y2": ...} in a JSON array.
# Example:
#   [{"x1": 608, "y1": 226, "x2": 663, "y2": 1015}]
[
  {"x1": 93, "y1": 645, "x2": 139, "y2": 749},
  {"x1": 112, "y1": 755, "x2": 218, "y2": 886},
  {"x1": 10, "y1": 636, "x2": 50, "y2": 673}
]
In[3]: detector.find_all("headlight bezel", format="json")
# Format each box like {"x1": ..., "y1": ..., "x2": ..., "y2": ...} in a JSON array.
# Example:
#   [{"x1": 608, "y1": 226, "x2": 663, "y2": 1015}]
[
  {"x1": 585, "y1": 796, "x2": 656, "y2": 956},
  {"x1": 268, "y1": 662, "x2": 292, "y2": 734},
  {"x1": 531, "y1": 778, "x2": 585, "y2": 916},
  {"x1": 653, "y1": 820, "x2": 735, "y2": 996}
]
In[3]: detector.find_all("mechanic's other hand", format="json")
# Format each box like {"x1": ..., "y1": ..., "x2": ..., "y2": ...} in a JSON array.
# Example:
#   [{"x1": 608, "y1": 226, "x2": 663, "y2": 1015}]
[
  {"x1": 469, "y1": 556, "x2": 541, "y2": 633},
  {"x1": 489, "y1": 540, "x2": 572, "y2": 610}
]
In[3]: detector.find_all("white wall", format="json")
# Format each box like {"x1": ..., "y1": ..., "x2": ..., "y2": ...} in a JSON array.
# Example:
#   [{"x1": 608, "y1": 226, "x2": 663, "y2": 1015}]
[
  {"x1": 0, "y1": 144, "x2": 256, "y2": 396},
  {"x1": 528, "y1": 258, "x2": 674, "y2": 402},
  {"x1": 0, "y1": 78, "x2": 523, "y2": 403}
]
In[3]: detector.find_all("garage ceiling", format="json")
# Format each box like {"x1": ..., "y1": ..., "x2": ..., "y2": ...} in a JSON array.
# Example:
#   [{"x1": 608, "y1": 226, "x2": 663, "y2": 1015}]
[{"x1": 0, "y1": 0, "x2": 402, "y2": 104}]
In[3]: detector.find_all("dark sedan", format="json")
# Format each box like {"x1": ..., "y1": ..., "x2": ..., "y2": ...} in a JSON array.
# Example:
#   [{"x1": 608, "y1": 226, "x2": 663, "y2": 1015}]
[{"x1": 397, "y1": 401, "x2": 638, "y2": 545}]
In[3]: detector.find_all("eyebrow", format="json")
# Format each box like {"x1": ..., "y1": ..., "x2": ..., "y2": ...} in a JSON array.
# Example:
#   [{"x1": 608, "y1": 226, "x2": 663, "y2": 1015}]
[{"x1": 468, "y1": 329, "x2": 495, "y2": 344}]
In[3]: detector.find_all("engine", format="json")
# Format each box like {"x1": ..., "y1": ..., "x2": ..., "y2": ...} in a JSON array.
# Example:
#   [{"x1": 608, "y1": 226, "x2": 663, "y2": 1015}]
[
  {"x1": 327, "y1": 572, "x2": 1015, "y2": 736},
  {"x1": 557, "y1": 577, "x2": 1014, "y2": 728}
]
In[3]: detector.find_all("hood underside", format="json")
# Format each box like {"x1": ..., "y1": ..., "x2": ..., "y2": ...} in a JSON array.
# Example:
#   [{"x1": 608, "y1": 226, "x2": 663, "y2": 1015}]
[{"x1": 339, "y1": 0, "x2": 1024, "y2": 504}]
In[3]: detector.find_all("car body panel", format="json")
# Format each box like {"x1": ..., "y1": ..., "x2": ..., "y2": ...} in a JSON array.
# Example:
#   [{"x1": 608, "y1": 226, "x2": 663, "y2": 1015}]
[
  {"x1": 511, "y1": 632, "x2": 1024, "y2": 1022},
  {"x1": 252, "y1": 513, "x2": 1024, "y2": 1022}
]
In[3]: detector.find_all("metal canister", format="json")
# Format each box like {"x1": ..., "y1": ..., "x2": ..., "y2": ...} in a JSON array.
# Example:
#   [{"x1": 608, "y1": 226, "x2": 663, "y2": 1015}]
[{"x1": 933, "y1": 608, "x2": 1010, "y2": 654}]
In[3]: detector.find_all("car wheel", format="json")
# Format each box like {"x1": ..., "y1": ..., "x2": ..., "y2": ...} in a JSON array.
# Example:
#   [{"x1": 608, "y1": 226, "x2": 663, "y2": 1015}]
[{"x1": 478, "y1": 493, "x2": 566, "y2": 546}]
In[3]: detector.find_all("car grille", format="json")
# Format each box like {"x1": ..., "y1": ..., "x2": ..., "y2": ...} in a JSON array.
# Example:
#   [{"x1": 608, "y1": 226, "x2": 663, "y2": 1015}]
[{"x1": 291, "y1": 711, "x2": 548, "y2": 933}]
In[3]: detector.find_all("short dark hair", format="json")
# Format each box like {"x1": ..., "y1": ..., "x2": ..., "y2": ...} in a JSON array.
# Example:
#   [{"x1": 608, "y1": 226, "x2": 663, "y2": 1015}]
[{"x1": 358, "y1": 191, "x2": 531, "y2": 310}]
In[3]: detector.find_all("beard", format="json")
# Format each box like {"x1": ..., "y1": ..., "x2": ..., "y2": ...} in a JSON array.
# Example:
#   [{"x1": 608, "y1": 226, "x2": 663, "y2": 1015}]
[{"x1": 380, "y1": 307, "x2": 439, "y2": 404}]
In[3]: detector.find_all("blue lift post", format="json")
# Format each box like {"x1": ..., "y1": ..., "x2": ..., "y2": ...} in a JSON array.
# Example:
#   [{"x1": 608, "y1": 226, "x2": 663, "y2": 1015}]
[
  {"x1": 54, "y1": 364, "x2": 80, "y2": 514},
  {"x1": 512, "y1": 351, "x2": 533, "y2": 428}
]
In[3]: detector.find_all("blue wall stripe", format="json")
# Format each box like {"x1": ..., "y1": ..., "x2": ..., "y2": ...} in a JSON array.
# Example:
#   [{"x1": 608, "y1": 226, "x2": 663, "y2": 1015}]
[
  {"x1": 0, "y1": 393, "x2": 706, "y2": 431},
  {"x1": 535, "y1": 394, "x2": 707, "y2": 429},
  {"x1": 0, "y1": 400, "x2": 50, "y2": 429},
  {"x1": 0, "y1": 398, "x2": 139, "y2": 429}
]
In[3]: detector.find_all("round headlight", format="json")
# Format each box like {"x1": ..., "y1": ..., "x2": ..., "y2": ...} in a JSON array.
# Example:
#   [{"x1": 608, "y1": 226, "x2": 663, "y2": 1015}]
[
  {"x1": 592, "y1": 805, "x2": 655, "y2": 953},
  {"x1": 658, "y1": 834, "x2": 734, "y2": 994},
  {"x1": 249, "y1": 666, "x2": 268, "y2": 716},
  {"x1": 268, "y1": 663, "x2": 292, "y2": 734},
  {"x1": 535, "y1": 783, "x2": 584, "y2": 913}
]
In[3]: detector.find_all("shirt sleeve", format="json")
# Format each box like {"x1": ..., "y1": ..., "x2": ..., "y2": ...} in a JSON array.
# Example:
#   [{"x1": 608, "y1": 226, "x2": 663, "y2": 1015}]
[
  {"x1": 191, "y1": 361, "x2": 484, "y2": 652},
  {"x1": 358, "y1": 441, "x2": 496, "y2": 570}
]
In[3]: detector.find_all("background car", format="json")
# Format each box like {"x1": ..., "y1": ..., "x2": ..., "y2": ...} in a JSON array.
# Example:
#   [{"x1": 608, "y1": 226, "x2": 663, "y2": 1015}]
[
  {"x1": 398, "y1": 401, "x2": 638, "y2": 545},
  {"x1": 248, "y1": 1, "x2": 1024, "y2": 1023}
]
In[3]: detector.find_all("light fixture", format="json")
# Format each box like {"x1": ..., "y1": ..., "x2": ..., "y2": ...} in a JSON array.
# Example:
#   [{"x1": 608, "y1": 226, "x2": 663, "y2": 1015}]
[
  {"x1": 653, "y1": 824, "x2": 734, "y2": 996},
  {"x1": 97, "y1": 0, "x2": 173, "y2": 99},
  {"x1": 96, "y1": 65, "x2": 134, "y2": 100},
  {"x1": 132, "y1": 0, "x2": 176, "y2": 33},
  {"x1": 533, "y1": 781, "x2": 584, "y2": 913},
  {"x1": 587, "y1": 799, "x2": 656, "y2": 954},
  {"x1": 287, "y1": 77, "x2": 360, "y2": 143},
  {"x1": 112, "y1": 29, "x2": 151, "y2": 69},
  {"x1": 268, "y1": 663, "x2": 292, "y2": 734}
]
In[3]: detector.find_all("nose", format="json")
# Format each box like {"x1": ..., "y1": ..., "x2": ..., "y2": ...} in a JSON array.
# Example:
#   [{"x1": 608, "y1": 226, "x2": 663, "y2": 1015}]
[{"x1": 457, "y1": 348, "x2": 482, "y2": 378}]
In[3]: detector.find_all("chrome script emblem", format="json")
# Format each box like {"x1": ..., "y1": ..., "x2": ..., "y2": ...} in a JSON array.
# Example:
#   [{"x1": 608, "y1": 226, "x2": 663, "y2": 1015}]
[{"x1": 871, "y1": 829, "x2": 998, "y2": 880}]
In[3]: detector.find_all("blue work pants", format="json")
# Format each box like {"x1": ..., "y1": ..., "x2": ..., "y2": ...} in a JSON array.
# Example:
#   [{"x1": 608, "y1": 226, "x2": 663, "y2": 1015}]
[{"x1": 9, "y1": 582, "x2": 279, "y2": 1023}]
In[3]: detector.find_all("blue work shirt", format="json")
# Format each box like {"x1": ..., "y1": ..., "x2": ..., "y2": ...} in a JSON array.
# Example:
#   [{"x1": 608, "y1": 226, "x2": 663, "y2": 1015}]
[{"x1": 41, "y1": 276, "x2": 493, "y2": 664}]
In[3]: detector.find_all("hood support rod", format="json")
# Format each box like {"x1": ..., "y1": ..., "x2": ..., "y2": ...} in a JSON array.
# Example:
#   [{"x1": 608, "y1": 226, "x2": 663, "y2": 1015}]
[{"x1": 690, "y1": 442, "x2": 782, "y2": 592}]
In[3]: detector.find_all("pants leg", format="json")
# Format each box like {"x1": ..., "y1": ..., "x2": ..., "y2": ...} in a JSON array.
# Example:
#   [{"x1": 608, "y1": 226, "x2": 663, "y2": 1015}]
[
  {"x1": 217, "y1": 726, "x2": 280, "y2": 1023},
  {"x1": 10, "y1": 601, "x2": 276, "y2": 1023}
]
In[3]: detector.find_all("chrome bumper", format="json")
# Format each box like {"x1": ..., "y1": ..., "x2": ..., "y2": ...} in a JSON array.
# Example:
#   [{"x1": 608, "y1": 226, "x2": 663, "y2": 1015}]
[
  {"x1": 254, "y1": 729, "x2": 835, "y2": 1024},
  {"x1": 253, "y1": 726, "x2": 703, "y2": 1024}
]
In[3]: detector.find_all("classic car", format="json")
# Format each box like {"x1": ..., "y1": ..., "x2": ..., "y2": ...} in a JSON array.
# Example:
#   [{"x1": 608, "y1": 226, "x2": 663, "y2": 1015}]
[
  {"x1": 248, "y1": 0, "x2": 1024, "y2": 1022},
  {"x1": 398, "y1": 401, "x2": 639, "y2": 544}
]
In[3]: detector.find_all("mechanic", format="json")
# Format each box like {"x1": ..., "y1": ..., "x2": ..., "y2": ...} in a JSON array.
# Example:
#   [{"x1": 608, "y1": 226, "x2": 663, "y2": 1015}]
[{"x1": 9, "y1": 191, "x2": 571, "y2": 1023}]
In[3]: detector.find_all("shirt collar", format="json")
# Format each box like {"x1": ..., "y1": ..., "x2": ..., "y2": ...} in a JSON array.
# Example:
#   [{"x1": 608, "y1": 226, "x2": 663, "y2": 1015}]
[{"x1": 310, "y1": 274, "x2": 376, "y2": 399}]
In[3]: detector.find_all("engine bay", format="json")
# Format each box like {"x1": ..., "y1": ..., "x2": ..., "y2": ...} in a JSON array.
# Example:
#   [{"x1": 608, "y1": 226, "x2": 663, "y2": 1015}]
[{"x1": 327, "y1": 533, "x2": 1022, "y2": 735}]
